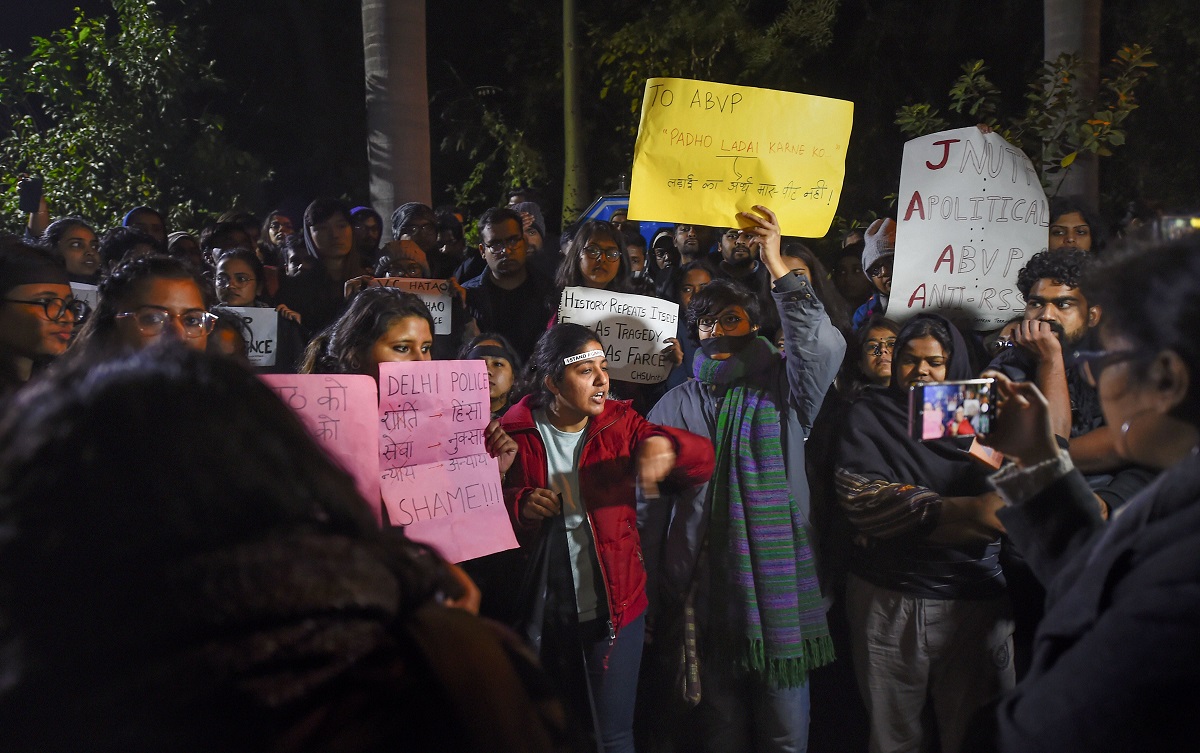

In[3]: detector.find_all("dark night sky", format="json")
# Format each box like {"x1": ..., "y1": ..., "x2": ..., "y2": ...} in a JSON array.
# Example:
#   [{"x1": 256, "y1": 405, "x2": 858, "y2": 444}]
[{"x1": 6, "y1": 0, "x2": 1195, "y2": 231}]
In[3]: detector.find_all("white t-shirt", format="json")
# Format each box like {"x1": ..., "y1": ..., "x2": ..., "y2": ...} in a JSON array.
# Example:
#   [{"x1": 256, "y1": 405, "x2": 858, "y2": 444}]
[{"x1": 534, "y1": 410, "x2": 600, "y2": 621}]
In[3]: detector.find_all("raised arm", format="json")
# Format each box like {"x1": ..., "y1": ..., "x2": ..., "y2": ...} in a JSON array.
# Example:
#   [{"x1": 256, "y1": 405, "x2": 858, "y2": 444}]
[{"x1": 738, "y1": 204, "x2": 846, "y2": 431}]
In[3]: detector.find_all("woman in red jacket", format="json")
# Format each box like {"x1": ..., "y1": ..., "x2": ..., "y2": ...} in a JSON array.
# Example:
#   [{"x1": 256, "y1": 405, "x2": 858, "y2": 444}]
[{"x1": 502, "y1": 323, "x2": 714, "y2": 753}]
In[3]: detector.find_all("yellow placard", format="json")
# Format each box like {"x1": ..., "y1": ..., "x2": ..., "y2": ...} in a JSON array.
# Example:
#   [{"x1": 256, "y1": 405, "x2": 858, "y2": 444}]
[{"x1": 628, "y1": 78, "x2": 854, "y2": 237}]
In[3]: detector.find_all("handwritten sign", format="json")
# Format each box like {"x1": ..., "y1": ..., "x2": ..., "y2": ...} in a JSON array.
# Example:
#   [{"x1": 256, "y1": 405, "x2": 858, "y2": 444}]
[
  {"x1": 70, "y1": 282, "x2": 99, "y2": 311},
  {"x1": 627, "y1": 77, "x2": 854, "y2": 236},
  {"x1": 374, "y1": 278, "x2": 452, "y2": 335},
  {"x1": 889, "y1": 127, "x2": 1049, "y2": 330},
  {"x1": 557, "y1": 287, "x2": 679, "y2": 383},
  {"x1": 378, "y1": 360, "x2": 518, "y2": 562},
  {"x1": 260, "y1": 374, "x2": 383, "y2": 522},
  {"x1": 228, "y1": 307, "x2": 279, "y2": 367}
]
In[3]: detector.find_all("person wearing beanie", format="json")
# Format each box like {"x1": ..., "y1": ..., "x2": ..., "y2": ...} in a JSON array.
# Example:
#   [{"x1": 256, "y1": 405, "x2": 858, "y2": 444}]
[
  {"x1": 0, "y1": 238, "x2": 85, "y2": 397},
  {"x1": 388, "y1": 202, "x2": 459, "y2": 278},
  {"x1": 851, "y1": 218, "x2": 896, "y2": 331},
  {"x1": 121, "y1": 205, "x2": 169, "y2": 252}
]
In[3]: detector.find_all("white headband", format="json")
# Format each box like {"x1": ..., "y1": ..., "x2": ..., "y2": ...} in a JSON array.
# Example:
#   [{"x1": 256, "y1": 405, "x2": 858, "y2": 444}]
[{"x1": 563, "y1": 349, "x2": 605, "y2": 365}]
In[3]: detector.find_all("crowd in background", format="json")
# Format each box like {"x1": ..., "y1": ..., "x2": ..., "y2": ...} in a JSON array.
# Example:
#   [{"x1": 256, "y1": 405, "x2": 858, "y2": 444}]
[{"x1": 1, "y1": 177, "x2": 1199, "y2": 753}]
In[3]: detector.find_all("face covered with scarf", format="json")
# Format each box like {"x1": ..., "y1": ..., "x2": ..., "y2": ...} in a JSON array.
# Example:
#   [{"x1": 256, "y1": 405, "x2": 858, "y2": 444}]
[{"x1": 690, "y1": 280, "x2": 762, "y2": 361}]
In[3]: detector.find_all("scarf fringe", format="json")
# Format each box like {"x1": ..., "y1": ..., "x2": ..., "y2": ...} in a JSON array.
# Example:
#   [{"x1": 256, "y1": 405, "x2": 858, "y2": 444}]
[{"x1": 743, "y1": 635, "x2": 837, "y2": 689}]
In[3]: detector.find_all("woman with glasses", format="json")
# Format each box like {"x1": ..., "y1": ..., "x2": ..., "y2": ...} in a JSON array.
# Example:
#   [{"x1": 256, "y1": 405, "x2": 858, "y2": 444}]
[
  {"x1": 960, "y1": 236, "x2": 1200, "y2": 752},
  {"x1": 70, "y1": 255, "x2": 214, "y2": 359},
  {"x1": 554, "y1": 220, "x2": 634, "y2": 295},
  {"x1": 641, "y1": 206, "x2": 846, "y2": 753},
  {"x1": 0, "y1": 240, "x2": 87, "y2": 398},
  {"x1": 211, "y1": 248, "x2": 306, "y2": 372}
]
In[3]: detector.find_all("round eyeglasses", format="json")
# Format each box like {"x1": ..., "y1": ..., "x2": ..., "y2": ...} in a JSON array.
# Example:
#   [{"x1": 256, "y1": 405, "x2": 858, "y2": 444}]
[
  {"x1": 116, "y1": 307, "x2": 217, "y2": 338},
  {"x1": 4, "y1": 296, "x2": 90, "y2": 323}
]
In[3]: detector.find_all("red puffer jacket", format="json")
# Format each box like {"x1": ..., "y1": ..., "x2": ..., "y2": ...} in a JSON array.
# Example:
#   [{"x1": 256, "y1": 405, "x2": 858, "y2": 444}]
[{"x1": 501, "y1": 395, "x2": 714, "y2": 633}]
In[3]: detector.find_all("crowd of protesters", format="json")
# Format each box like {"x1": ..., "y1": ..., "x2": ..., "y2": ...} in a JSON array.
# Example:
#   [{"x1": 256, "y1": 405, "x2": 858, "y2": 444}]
[{"x1": 1, "y1": 173, "x2": 1198, "y2": 753}]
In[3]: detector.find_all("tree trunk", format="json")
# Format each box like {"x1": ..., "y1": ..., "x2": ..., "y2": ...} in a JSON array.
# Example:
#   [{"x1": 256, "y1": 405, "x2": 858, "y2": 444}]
[
  {"x1": 1044, "y1": 0, "x2": 1102, "y2": 207},
  {"x1": 362, "y1": 0, "x2": 431, "y2": 239},
  {"x1": 561, "y1": 0, "x2": 589, "y2": 225}
]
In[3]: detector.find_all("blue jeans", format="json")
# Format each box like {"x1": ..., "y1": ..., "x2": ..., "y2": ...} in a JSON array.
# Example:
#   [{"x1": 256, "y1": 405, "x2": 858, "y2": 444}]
[
  {"x1": 584, "y1": 611, "x2": 646, "y2": 753},
  {"x1": 697, "y1": 660, "x2": 812, "y2": 753}
]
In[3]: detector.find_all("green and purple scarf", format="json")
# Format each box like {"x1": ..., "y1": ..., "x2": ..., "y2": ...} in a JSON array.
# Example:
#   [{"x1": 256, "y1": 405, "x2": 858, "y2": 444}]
[{"x1": 695, "y1": 338, "x2": 834, "y2": 688}]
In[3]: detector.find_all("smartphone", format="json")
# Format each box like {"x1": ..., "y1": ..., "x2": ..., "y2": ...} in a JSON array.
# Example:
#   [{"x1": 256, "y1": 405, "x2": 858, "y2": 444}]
[
  {"x1": 18, "y1": 176, "x2": 43, "y2": 214},
  {"x1": 908, "y1": 378, "x2": 994, "y2": 442}
]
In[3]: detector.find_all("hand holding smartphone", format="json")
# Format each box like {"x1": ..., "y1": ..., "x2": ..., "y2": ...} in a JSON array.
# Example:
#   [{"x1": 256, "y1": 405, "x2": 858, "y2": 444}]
[
  {"x1": 18, "y1": 176, "x2": 43, "y2": 214},
  {"x1": 908, "y1": 378, "x2": 995, "y2": 442}
]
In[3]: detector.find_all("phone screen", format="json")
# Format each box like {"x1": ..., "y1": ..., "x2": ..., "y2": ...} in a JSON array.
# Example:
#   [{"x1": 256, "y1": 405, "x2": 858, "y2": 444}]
[{"x1": 908, "y1": 379, "x2": 995, "y2": 442}]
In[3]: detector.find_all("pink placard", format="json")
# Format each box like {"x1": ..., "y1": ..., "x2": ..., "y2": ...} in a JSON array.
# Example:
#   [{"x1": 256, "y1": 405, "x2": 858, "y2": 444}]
[
  {"x1": 378, "y1": 361, "x2": 518, "y2": 562},
  {"x1": 261, "y1": 374, "x2": 384, "y2": 523}
]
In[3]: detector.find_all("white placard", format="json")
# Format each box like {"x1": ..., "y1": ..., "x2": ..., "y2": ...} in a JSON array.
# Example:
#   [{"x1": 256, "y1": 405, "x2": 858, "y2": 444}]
[
  {"x1": 557, "y1": 287, "x2": 680, "y2": 383},
  {"x1": 69, "y1": 282, "x2": 99, "y2": 311},
  {"x1": 375, "y1": 278, "x2": 452, "y2": 335},
  {"x1": 229, "y1": 307, "x2": 279, "y2": 367},
  {"x1": 889, "y1": 127, "x2": 1049, "y2": 330}
]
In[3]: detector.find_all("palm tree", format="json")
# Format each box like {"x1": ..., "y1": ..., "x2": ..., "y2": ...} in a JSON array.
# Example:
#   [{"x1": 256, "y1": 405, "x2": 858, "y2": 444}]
[
  {"x1": 1044, "y1": 0, "x2": 1101, "y2": 206},
  {"x1": 362, "y1": 0, "x2": 432, "y2": 236},
  {"x1": 562, "y1": 0, "x2": 589, "y2": 225}
]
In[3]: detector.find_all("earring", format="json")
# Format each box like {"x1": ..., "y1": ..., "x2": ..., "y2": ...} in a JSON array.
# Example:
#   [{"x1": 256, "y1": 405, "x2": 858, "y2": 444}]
[{"x1": 1117, "y1": 408, "x2": 1200, "y2": 469}]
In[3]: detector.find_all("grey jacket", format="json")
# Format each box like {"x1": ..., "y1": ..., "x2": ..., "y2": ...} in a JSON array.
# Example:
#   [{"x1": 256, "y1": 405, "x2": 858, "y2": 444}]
[{"x1": 639, "y1": 272, "x2": 846, "y2": 604}]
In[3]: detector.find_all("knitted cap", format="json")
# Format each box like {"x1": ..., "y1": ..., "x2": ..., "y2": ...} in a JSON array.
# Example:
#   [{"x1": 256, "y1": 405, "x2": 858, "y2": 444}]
[
  {"x1": 511, "y1": 201, "x2": 546, "y2": 240},
  {"x1": 861, "y1": 218, "x2": 897, "y2": 274}
]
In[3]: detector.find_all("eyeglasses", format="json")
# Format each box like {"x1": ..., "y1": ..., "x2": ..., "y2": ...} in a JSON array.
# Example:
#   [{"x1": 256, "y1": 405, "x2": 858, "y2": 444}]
[
  {"x1": 482, "y1": 236, "x2": 524, "y2": 255},
  {"x1": 387, "y1": 263, "x2": 427, "y2": 278},
  {"x1": 268, "y1": 221, "x2": 293, "y2": 232},
  {"x1": 863, "y1": 338, "x2": 897, "y2": 356},
  {"x1": 402, "y1": 222, "x2": 436, "y2": 235},
  {"x1": 581, "y1": 245, "x2": 622, "y2": 262},
  {"x1": 654, "y1": 249, "x2": 675, "y2": 259},
  {"x1": 116, "y1": 307, "x2": 217, "y2": 338},
  {"x1": 4, "y1": 296, "x2": 90, "y2": 323},
  {"x1": 216, "y1": 273, "x2": 256, "y2": 288},
  {"x1": 1073, "y1": 348, "x2": 1148, "y2": 388},
  {"x1": 868, "y1": 265, "x2": 891, "y2": 279},
  {"x1": 697, "y1": 313, "x2": 745, "y2": 333}
]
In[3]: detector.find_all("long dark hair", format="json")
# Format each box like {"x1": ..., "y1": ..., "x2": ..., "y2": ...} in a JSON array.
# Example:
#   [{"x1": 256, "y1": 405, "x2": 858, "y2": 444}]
[
  {"x1": 0, "y1": 345, "x2": 449, "y2": 748},
  {"x1": 554, "y1": 220, "x2": 632, "y2": 293},
  {"x1": 520, "y1": 323, "x2": 603, "y2": 409},
  {"x1": 782, "y1": 241, "x2": 851, "y2": 335},
  {"x1": 300, "y1": 286, "x2": 435, "y2": 374},
  {"x1": 40, "y1": 216, "x2": 95, "y2": 256}
]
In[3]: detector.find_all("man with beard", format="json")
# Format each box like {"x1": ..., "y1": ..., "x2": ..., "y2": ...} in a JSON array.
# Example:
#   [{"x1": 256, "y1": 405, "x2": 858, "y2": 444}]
[
  {"x1": 987, "y1": 249, "x2": 1151, "y2": 510},
  {"x1": 674, "y1": 223, "x2": 704, "y2": 264},
  {"x1": 715, "y1": 226, "x2": 770, "y2": 293}
]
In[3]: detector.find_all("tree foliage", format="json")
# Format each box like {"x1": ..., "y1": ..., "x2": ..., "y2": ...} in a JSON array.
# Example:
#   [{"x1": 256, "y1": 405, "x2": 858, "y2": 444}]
[
  {"x1": 0, "y1": 0, "x2": 267, "y2": 231},
  {"x1": 592, "y1": 0, "x2": 841, "y2": 141},
  {"x1": 895, "y1": 45, "x2": 1156, "y2": 192}
]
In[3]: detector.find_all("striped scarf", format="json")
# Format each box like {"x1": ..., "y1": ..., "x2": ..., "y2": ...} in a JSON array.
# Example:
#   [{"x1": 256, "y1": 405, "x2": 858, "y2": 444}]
[{"x1": 695, "y1": 338, "x2": 834, "y2": 687}]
